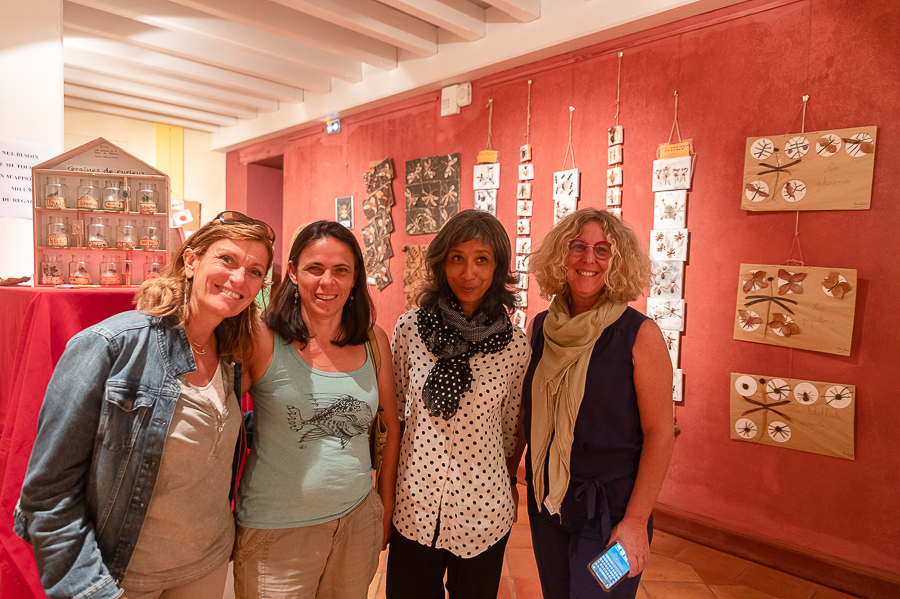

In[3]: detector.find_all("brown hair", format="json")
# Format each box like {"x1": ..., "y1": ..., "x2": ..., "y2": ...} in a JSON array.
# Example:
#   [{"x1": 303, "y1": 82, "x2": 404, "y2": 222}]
[
  {"x1": 264, "y1": 220, "x2": 373, "y2": 348},
  {"x1": 529, "y1": 208, "x2": 650, "y2": 303},
  {"x1": 135, "y1": 218, "x2": 275, "y2": 361}
]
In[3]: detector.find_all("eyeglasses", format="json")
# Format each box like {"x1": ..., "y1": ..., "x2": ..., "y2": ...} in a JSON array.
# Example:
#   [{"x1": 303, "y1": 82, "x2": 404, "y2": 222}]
[
  {"x1": 568, "y1": 238, "x2": 611, "y2": 260},
  {"x1": 214, "y1": 211, "x2": 276, "y2": 243}
]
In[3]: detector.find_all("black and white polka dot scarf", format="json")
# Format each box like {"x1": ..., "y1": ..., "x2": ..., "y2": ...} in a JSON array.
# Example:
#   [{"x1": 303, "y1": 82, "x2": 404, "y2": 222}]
[{"x1": 417, "y1": 296, "x2": 513, "y2": 420}]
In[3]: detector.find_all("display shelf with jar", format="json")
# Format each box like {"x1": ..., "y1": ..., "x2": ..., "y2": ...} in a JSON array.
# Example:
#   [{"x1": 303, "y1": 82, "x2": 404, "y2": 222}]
[{"x1": 31, "y1": 137, "x2": 173, "y2": 287}]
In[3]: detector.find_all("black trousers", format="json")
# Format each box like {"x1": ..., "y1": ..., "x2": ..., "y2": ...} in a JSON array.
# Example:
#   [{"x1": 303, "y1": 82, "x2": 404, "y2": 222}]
[
  {"x1": 385, "y1": 526, "x2": 511, "y2": 599},
  {"x1": 527, "y1": 496, "x2": 652, "y2": 599}
]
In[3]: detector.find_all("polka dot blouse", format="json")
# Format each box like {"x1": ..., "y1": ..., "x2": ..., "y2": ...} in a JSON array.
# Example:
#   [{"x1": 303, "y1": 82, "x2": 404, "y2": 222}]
[{"x1": 391, "y1": 309, "x2": 531, "y2": 558}]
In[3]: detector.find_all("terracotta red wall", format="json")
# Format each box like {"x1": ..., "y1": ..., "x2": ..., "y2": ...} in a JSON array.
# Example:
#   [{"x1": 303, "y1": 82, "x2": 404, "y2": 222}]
[{"x1": 228, "y1": 0, "x2": 900, "y2": 574}]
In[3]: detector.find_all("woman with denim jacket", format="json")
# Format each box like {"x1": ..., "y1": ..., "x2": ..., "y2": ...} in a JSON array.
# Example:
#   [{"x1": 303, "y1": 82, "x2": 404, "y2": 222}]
[{"x1": 15, "y1": 213, "x2": 275, "y2": 599}]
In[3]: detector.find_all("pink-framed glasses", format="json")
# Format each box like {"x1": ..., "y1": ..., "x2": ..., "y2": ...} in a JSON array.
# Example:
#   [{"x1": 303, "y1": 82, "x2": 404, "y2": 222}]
[{"x1": 568, "y1": 238, "x2": 611, "y2": 260}]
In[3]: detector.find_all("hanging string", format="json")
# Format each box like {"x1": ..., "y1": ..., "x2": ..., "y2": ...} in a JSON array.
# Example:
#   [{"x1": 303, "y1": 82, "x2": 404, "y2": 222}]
[
  {"x1": 562, "y1": 106, "x2": 576, "y2": 169},
  {"x1": 785, "y1": 95, "x2": 818, "y2": 134},
  {"x1": 784, "y1": 211, "x2": 806, "y2": 266},
  {"x1": 525, "y1": 80, "x2": 532, "y2": 146},
  {"x1": 667, "y1": 90, "x2": 682, "y2": 144},
  {"x1": 783, "y1": 94, "x2": 812, "y2": 265},
  {"x1": 614, "y1": 52, "x2": 623, "y2": 125},
  {"x1": 485, "y1": 98, "x2": 494, "y2": 150}
]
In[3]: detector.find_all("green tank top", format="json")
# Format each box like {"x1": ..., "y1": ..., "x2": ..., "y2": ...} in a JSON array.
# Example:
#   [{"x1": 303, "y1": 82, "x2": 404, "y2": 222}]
[{"x1": 235, "y1": 333, "x2": 378, "y2": 528}]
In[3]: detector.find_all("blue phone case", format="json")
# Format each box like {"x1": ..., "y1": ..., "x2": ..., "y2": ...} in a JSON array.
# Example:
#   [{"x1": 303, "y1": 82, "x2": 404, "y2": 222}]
[{"x1": 588, "y1": 542, "x2": 631, "y2": 591}]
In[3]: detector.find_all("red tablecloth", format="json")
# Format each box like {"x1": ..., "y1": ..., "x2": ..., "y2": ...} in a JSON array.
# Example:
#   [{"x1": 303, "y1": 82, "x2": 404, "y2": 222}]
[{"x1": 0, "y1": 286, "x2": 136, "y2": 599}]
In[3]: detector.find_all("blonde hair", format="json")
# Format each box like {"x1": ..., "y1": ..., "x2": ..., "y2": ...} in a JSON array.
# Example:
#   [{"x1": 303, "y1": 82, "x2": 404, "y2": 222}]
[
  {"x1": 135, "y1": 219, "x2": 275, "y2": 361},
  {"x1": 529, "y1": 208, "x2": 650, "y2": 303}
]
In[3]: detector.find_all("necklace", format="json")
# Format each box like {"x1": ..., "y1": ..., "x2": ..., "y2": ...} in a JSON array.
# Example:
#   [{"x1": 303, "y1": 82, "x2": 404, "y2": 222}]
[
  {"x1": 297, "y1": 341, "x2": 346, "y2": 369},
  {"x1": 185, "y1": 331, "x2": 212, "y2": 355}
]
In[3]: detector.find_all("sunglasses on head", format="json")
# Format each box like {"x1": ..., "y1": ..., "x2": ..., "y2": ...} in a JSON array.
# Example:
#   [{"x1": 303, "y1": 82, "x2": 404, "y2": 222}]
[
  {"x1": 568, "y1": 238, "x2": 611, "y2": 260},
  {"x1": 214, "y1": 211, "x2": 276, "y2": 243}
]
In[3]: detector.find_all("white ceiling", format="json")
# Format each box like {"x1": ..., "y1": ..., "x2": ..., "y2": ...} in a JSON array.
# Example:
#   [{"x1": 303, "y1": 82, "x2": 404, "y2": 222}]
[{"x1": 61, "y1": 0, "x2": 747, "y2": 151}]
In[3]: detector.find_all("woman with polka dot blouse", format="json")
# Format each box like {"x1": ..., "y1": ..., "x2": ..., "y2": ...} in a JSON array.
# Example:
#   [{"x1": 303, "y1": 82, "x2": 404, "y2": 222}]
[
  {"x1": 517, "y1": 208, "x2": 674, "y2": 599},
  {"x1": 386, "y1": 210, "x2": 531, "y2": 599}
]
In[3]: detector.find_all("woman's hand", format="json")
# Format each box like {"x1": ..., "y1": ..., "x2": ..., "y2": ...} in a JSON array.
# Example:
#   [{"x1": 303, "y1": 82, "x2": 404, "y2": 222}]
[
  {"x1": 379, "y1": 492, "x2": 394, "y2": 551},
  {"x1": 609, "y1": 516, "x2": 650, "y2": 577}
]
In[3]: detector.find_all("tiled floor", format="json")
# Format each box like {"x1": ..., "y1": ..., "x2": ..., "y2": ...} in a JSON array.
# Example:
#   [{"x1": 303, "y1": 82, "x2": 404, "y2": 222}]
[{"x1": 365, "y1": 484, "x2": 858, "y2": 599}]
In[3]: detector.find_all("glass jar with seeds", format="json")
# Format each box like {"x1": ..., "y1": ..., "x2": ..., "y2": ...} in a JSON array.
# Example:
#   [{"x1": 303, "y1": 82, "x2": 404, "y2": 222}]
[
  {"x1": 102, "y1": 180, "x2": 125, "y2": 212},
  {"x1": 41, "y1": 254, "x2": 65, "y2": 285},
  {"x1": 77, "y1": 179, "x2": 100, "y2": 210},
  {"x1": 69, "y1": 255, "x2": 91, "y2": 285},
  {"x1": 144, "y1": 256, "x2": 163, "y2": 280},
  {"x1": 47, "y1": 216, "x2": 69, "y2": 247},
  {"x1": 137, "y1": 183, "x2": 158, "y2": 214},
  {"x1": 44, "y1": 177, "x2": 68, "y2": 209},
  {"x1": 117, "y1": 219, "x2": 136, "y2": 249},
  {"x1": 139, "y1": 219, "x2": 162, "y2": 250},
  {"x1": 100, "y1": 259, "x2": 121, "y2": 286},
  {"x1": 88, "y1": 216, "x2": 109, "y2": 249}
]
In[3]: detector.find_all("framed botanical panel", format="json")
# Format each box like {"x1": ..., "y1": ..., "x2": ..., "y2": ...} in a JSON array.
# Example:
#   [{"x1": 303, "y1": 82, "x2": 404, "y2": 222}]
[
  {"x1": 652, "y1": 156, "x2": 693, "y2": 191},
  {"x1": 553, "y1": 168, "x2": 579, "y2": 199},
  {"x1": 474, "y1": 189, "x2": 497, "y2": 215},
  {"x1": 653, "y1": 190, "x2": 687, "y2": 229},
  {"x1": 335, "y1": 196, "x2": 353, "y2": 228},
  {"x1": 646, "y1": 298, "x2": 685, "y2": 332},
  {"x1": 473, "y1": 163, "x2": 500, "y2": 190}
]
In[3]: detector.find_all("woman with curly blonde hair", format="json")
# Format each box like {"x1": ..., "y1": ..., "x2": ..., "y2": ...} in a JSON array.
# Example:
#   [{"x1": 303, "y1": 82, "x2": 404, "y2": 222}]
[{"x1": 515, "y1": 208, "x2": 673, "y2": 599}]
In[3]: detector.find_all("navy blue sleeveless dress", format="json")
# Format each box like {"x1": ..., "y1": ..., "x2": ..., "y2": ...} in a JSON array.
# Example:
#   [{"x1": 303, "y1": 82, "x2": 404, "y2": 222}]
[{"x1": 523, "y1": 307, "x2": 652, "y2": 599}]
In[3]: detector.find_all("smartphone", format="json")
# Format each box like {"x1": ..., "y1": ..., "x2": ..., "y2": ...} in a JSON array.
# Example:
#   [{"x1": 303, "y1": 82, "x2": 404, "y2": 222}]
[{"x1": 588, "y1": 541, "x2": 631, "y2": 592}]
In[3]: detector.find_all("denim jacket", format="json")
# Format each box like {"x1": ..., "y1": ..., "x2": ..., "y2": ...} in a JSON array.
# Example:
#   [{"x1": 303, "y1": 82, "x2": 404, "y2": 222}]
[{"x1": 14, "y1": 311, "x2": 246, "y2": 599}]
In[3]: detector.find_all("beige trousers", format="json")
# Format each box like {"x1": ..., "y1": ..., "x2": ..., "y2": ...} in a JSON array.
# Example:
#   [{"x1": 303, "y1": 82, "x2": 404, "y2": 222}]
[
  {"x1": 121, "y1": 560, "x2": 229, "y2": 599},
  {"x1": 233, "y1": 488, "x2": 384, "y2": 599}
]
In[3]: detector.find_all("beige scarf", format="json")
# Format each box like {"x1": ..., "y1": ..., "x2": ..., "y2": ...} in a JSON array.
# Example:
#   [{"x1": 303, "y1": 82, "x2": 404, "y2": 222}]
[{"x1": 530, "y1": 295, "x2": 627, "y2": 515}]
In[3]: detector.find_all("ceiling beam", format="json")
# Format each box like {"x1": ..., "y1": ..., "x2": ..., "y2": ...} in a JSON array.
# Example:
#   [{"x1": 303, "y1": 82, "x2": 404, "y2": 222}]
[
  {"x1": 64, "y1": 46, "x2": 280, "y2": 111},
  {"x1": 64, "y1": 68, "x2": 259, "y2": 120},
  {"x1": 67, "y1": 0, "x2": 362, "y2": 82},
  {"x1": 65, "y1": 84, "x2": 239, "y2": 127},
  {"x1": 483, "y1": 0, "x2": 540, "y2": 22},
  {"x1": 378, "y1": 0, "x2": 484, "y2": 41},
  {"x1": 64, "y1": 2, "x2": 333, "y2": 93},
  {"x1": 65, "y1": 98, "x2": 220, "y2": 133},
  {"x1": 164, "y1": 0, "x2": 398, "y2": 69},
  {"x1": 64, "y1": 34, "x2": 306, "y2": 102},
  {"x1": 270, "y1": 0, "x2": 438, "y2": 57}
]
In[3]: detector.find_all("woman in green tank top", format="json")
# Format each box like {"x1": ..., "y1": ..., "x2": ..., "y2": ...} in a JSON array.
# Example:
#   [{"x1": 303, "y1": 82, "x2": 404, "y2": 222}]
[{"x1": 233, "y1": 221, "x2": 400, "y2": 599}]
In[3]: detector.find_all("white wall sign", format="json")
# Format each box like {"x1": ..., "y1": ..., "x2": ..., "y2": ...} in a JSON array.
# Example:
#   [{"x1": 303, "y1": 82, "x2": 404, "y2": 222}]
[{"x1": 0, "y1": 138, "x2": 53, "y2": 219}]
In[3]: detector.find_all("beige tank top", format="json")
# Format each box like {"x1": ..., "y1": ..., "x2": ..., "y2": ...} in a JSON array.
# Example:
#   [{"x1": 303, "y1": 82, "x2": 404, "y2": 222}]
[{"x1": 121, "y1": 361, "x2": 240, "y2": 590}]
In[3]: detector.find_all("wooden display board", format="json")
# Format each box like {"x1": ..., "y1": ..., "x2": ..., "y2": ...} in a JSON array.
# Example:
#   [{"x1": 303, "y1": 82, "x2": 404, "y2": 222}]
[
  {"x1": 741, "y1": 126, "x2": 876, "y2": 211},
  {"x1": 730, "y1": 373, "x2": 855, "y2": 460},
  {"x1": 31, "y1": 137, "x2": 172, "y2": 287},
  {"x1": 733, "y1": 263, "x2": 857, "y2": 356}
]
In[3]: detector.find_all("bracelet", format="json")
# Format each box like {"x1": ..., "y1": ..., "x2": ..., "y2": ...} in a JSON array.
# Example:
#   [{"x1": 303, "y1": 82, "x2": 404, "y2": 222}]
[{"x1": 510, "y1": 475, "x2": 518, "y2": 485}]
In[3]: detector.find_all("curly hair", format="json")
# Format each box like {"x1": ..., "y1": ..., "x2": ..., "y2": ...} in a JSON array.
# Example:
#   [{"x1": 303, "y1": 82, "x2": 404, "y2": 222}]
[
  {"x1": 135, "y1": 218, "x2": 275, "y2": 361},
  {"x1": 417, "y1": 209, "x2": 516, "y2": 317},
  {"x1": 264, "y1": 220, "x2": 373, "y2": 348},
  {"x1": 529, "y1": 208, "x2": 650, "y2": 303}
]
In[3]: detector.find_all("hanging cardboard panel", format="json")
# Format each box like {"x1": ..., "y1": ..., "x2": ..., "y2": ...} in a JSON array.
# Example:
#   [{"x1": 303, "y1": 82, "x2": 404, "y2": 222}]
[
  {"x1": 733, "y1": 263, "x2": 857, "y2": 356},
  {"x1": 741, "y1": 126, "x2": 876, "y2": 211},
  {"x1": 730, "y1": 373, "x2": 855, "y2": 460}
]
